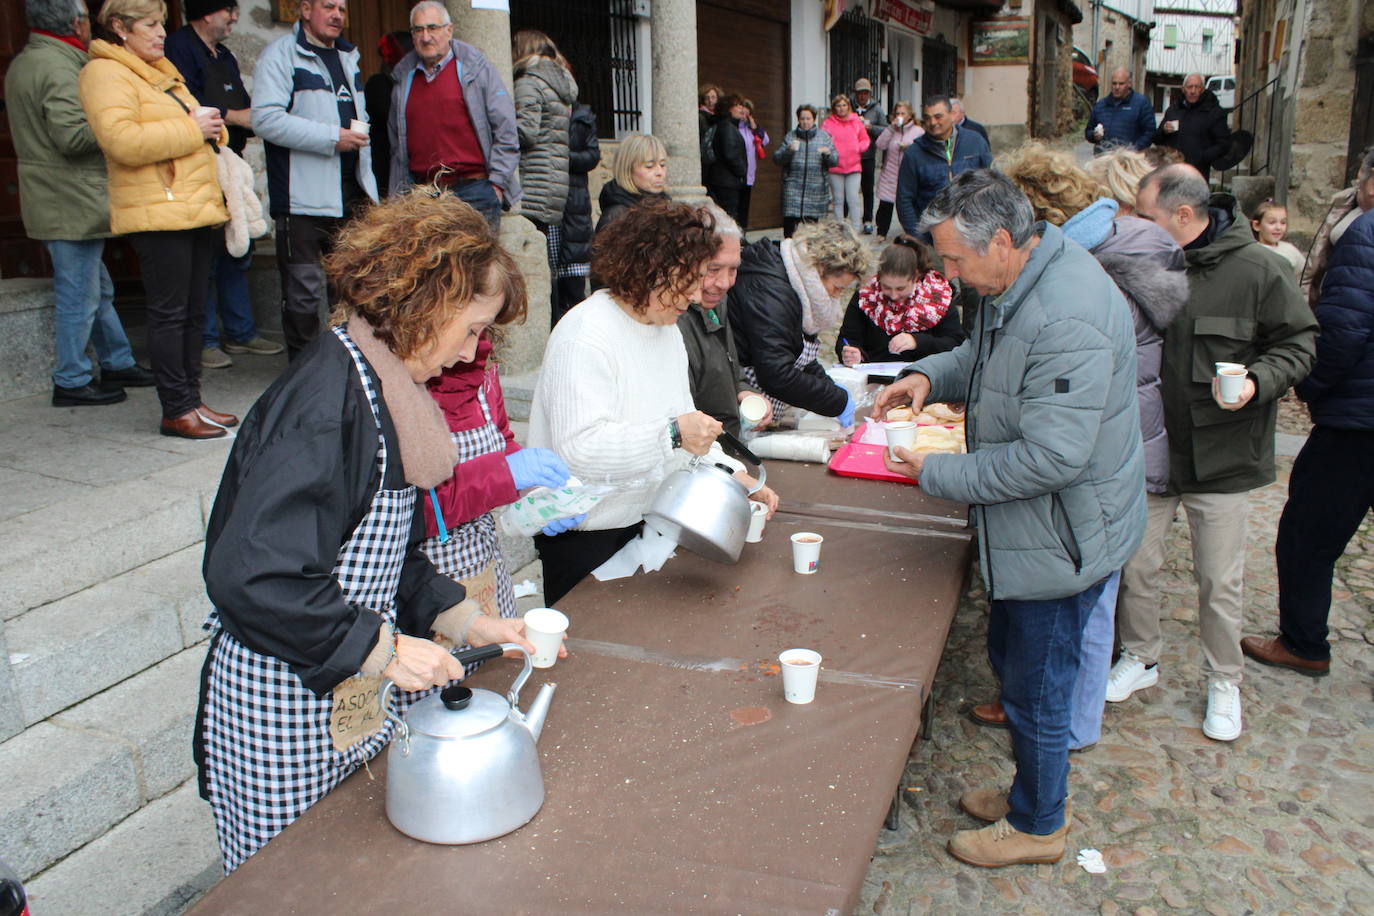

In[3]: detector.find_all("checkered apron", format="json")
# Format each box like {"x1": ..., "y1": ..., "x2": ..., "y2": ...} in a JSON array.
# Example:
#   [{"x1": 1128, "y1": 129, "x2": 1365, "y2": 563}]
[
  {"x1": 420, "y1": 378, "x2": 517, "y2": 678},
  {"x1": 199, "y1": 325, "x2": 417, "y2": 873},
  {"x1": 742, "y1": 336, "x2": 822, "y2": 421}
]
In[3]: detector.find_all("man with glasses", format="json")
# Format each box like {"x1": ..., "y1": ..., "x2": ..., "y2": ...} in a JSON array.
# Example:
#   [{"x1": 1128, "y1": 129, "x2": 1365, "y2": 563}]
[
  {"x1": 1085, "y1": 67, "x2": 1156, "y2": 154},
  {"x1": 1154, "y1": 73, "x2": 1231, "y2": 180},
  {"x1": 387, "y1": 0, "x2": 520, "y2": 232},
  {"x1": 253, "y1": 0, "x2": 378, "y2": 359}
]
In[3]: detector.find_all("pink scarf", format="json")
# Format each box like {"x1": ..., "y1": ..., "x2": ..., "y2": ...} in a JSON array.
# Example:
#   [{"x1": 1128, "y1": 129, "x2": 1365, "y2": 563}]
[{"x1": 857, "y1": 270, "x2": 954, "y2": 335}]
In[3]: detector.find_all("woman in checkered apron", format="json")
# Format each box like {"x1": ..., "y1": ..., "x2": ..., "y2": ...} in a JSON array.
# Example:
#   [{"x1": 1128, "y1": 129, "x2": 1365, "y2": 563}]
[
  {"x1": 728, "y1": 220, "x2": 870, "y2": 427},
  {"x1": 196, "y1": 194, "x2": 538, "y2": 873}
]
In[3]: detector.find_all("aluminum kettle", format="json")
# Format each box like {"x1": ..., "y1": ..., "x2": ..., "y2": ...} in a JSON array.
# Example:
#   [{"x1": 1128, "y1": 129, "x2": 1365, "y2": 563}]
[
  {"x1": 644, "y1": 430, "x2": 766, "y2": 564},
  {"x1": 382, "y1": 643, "x2": 555, "y2": 845}
]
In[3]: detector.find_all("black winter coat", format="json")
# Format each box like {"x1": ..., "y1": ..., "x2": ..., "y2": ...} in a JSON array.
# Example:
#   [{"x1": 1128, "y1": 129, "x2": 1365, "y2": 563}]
[
  {"x1": 560, "y1": 103, "x2": 600, "y2": 265},
  {"x1": 1298, "y1": 209, "x2": 1374, "y2": 428},
  {"x1": 1154, "y1": 90, "x2": 1230, "y2": 177},
  {"x1": 705, "y1": 115, "x2": 748, "y2": 191},
  {"x1": 728, "y1": 239, "x2": 848, "y2": 417},
  {"x1": 202, "y1": 331, "x2": 466, "y2": 696},
  {"x1": 594, "y1": 181, "x2": 668, "y2": 234},
  {"x1": 834, "y1": 290, "x2": 965, "y2": 364}
]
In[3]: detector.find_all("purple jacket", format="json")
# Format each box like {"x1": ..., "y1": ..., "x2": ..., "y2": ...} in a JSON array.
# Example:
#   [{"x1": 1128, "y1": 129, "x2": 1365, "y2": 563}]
[{"x1": 738, "y1": 121, "x2": 769, "y2": 187}]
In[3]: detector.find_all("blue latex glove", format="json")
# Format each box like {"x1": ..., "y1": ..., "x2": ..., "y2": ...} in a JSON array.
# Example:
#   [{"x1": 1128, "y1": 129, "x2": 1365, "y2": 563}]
[
  {"x1": 838, "y1": 390, "x2": 856, "y2": 428},
  {"x1": 506, "y1": 448, "x2": 570, "y2": 491},
  {"x1": 540, "y1": 513, "x2": 587, "y2": 537}
]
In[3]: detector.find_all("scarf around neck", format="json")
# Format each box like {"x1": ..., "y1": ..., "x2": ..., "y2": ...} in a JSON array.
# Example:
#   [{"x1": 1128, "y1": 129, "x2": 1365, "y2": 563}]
[
  {"x1": 780, "y1": 239, "x2": 846, "y2": 335},
  {"x1": 346, "y1": 316, "x2": 458, "y2": 489},
  {"x1": 857, "y1": 271, "x2": 954, "y2": 336}
]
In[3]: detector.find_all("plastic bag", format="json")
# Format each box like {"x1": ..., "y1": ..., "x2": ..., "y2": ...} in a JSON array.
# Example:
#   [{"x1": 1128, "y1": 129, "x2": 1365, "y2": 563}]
[{"x1": 499, "y1": 476, "x2": 616, "y2": 537}]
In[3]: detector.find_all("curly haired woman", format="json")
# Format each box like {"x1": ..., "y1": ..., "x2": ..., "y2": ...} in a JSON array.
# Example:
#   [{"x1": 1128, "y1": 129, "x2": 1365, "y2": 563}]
[{"x1": 198, "y1": 191, "x2": 543, "y2": 873}]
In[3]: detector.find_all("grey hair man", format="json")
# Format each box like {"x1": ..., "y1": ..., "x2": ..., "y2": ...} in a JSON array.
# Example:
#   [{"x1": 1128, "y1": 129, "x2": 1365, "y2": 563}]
[
  {"x1": 677, "y1": 203, "x2": 772, "y2": 437},
  {"x1": 949, "y1": 97, "x2": 989, "y2": 148},
  {"x1": 1114, "y1": 164, "x2": 1317, "y2": 739},
  {"x1": 1154, "y1": 73, "x2": 1229, "y2": 178},
  {"x1": 5, "y1": 0, "x2": 155, "y2": 405},
  {"x1": 874, "y1": 169, "x2": 1145, "y2": 868}
]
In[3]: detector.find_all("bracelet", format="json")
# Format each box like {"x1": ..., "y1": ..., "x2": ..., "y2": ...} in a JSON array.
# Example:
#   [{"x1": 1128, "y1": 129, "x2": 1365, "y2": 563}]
[
  {"x1": 668, "y1": 418, "x2": 682, "y2": 449},
  {"x1": 382, "y1": 627, "x2": 399, "y2": 672}
]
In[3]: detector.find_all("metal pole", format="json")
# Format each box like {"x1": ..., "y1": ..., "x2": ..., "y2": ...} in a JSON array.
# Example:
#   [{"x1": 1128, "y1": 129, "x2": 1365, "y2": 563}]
[{"x1": 1091, "y1": 0, "x2": 1101, "y2": 71}]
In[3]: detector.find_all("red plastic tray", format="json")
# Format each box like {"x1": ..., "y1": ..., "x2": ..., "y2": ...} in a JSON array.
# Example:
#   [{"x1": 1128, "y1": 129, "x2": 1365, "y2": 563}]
[{"x1": 827, "y1": 440, "x2": 920, "y2": 485}]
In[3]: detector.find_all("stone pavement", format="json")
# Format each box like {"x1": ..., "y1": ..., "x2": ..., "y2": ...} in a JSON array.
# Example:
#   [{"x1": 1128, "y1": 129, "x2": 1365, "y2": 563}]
[{"x1": 856, "y1": 423, "x2": 1374, "y2": 914}]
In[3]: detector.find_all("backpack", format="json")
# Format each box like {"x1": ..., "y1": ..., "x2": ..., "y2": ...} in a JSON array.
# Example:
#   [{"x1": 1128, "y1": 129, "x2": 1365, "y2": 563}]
[{"x1": 700, "y1": 122, "x2": 718, "y2": 167}]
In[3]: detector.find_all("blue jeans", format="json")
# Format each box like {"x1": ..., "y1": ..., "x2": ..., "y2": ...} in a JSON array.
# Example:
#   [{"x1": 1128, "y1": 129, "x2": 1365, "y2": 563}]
[
  {"x1": 988, "y1": 576, "x2": 1108, "y2": 835},
  {"x1": 1069, "y1": 570, "x2": 1120, "y2": 749},
  {"x1": 44, "y1": 239, "x2": 137, "y2": 388},
  {"x1": 446, "y1": 178, "x2": 502, "y2": 233},
  {"x1": 203, "y1": 248, "x2": 258, "y2": 348}
]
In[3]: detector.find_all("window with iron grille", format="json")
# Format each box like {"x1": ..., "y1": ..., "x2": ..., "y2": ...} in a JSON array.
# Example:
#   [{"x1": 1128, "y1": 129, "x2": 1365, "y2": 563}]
[
  {"x1": 829, "y1": 7, "x2": 885, "y2": 103},
  {"x1": 510, "y1": 0, "x2": 642, "y2": 138}
]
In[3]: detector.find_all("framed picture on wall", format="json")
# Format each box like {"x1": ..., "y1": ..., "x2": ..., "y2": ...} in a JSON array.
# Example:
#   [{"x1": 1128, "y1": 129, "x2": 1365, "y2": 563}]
[
  {"x1": 273, "y1": 0, "x2": 299, "y2": 23},
  {"x1": 970, "y1": 17, "x2": 1030, "y2": 65}
]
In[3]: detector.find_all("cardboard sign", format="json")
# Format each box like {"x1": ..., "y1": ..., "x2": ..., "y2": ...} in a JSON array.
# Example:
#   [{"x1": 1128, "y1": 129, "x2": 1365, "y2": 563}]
[
  {"x1": 329, "y1": 675, "x2": 385, "y2": 753},
  {"x1": 459, "y1": 559, "x2": 500, "y2": 619}
]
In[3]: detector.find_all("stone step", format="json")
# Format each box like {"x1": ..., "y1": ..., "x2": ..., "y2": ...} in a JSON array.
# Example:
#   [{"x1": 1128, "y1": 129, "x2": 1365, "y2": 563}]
[
  {"x1": 23, "y1": 780, "x2": 222, "y2": 916},
  {"x1": 0, "y1": 721, "x2": 141, "y2": 880},
  {"x1": 0, "y1": 618, "x2": 22, "y2": 743},
  {"x1": 500, "y1": 369, "x2": 538, "y2": 422}
]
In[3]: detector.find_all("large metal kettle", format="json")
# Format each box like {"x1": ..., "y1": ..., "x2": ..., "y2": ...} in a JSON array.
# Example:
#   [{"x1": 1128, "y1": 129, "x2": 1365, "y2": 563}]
[
  {"x1": 382, "y1": 643, "x2": 555, "y2": 845},
  {"x1": 644, "y1": 430, "x2": 766, "y2": 564}
]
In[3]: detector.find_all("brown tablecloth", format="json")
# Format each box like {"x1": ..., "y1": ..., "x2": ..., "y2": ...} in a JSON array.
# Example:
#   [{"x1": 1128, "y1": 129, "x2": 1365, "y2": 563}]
[{"x1": 189, "y1": 462, "x2": 973, "y2": 916}]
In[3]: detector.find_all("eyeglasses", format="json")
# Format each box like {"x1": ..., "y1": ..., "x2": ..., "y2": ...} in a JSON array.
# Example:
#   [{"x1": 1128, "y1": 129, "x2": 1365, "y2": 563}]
[{"x1": 409, "y1": 22, "x2": 449, "y2": 34}]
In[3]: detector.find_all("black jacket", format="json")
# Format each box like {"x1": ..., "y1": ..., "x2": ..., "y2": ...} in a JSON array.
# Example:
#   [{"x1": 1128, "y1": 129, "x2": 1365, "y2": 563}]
[
  {"x1": 594, "y1": 181, "x2": 668, "y2": 234},
  {"x1": 1154, "y1": 90, "x2": 1230, "y2": 177},
  {"x1": 202, "y1": 331, "x2": 466, "y2": 697},
  {"x1": 834, "y1": 290, "x2": 965, "y2": 364},
  {"x1": 728, "y1": 239, "x2": 848, "y2": 417},
  {"x1": 705, "y1": 115, "x2": 748, "y2": 191},
  {"x1": 1298, "y1": 209, "x2": 1374, "y2": 428},
  {"x1": 560, "y1": 103, "x2": 600, "y2": 265}
]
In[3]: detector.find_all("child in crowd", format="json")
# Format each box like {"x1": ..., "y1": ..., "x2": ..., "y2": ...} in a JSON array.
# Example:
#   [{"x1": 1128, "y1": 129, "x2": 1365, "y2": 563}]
[
  {"x1": 1251, "y1": 199, "x2": 1305, "y2": 279},
  {"x1": 835, "y1": 236, "x2": 965, "y2": 366}
]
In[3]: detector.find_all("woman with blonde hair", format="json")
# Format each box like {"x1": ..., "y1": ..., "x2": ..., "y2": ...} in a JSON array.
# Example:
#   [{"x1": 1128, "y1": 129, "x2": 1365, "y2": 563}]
[
  {"x1": 81, "y1": 0, "x2": 234, "y2": 439},
  {"x1": 1084, "y1": 147, "x2": 1152, "y2": 214},
  {"x1": 595, "y1": 132, "x2": 670, "y2": 232}
]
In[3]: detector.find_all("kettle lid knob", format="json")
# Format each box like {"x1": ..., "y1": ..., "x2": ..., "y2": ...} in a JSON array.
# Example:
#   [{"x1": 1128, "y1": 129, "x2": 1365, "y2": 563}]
[{"x1": 441, "y1": 685, "x2": 473, "y2": 710}]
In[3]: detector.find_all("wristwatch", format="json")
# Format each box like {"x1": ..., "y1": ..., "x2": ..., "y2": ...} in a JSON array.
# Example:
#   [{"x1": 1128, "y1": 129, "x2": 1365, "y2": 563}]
[{"x1": 668, "y1": 418, "x2": 683, "y2": 449}]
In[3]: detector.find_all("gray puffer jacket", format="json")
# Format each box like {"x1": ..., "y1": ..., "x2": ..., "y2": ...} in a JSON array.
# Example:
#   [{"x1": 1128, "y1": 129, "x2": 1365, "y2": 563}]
[
  {"x1": 911, "y1": 222, "x2": 1147, "y2": 601},
  {"x1": 514, "y1": 57, "x2": 577, "y2": 225}
]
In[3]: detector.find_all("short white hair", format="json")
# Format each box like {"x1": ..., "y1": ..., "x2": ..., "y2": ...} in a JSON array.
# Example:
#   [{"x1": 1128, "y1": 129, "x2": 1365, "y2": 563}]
[
  {"x1": 410, "y1": 0, "x2": 450, "y2": 25},
  {"x1": 699, "y1": 202, "x2": 742, "y2": 241}
]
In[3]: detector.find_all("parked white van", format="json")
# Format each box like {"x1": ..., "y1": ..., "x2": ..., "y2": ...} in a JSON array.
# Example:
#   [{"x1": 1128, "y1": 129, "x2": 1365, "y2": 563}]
[{"x1": 1206, "y1": 74, "x2": 1236, "y2": 109}]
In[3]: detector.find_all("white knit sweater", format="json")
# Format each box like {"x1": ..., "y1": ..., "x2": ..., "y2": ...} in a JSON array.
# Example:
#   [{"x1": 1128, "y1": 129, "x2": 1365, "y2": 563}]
[{"x1": 529, "y1": 290, "x2": 704, "y2": 531}]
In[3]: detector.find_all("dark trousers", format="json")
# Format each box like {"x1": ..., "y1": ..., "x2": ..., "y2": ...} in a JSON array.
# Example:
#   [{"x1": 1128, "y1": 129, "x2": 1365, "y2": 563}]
[
  {"x1": 535, "y1": 523, "x2": 642, "y2": 606},
  {"x1": 988, "y1": 575, "x2": 1107, "y2": 835},
  {"x1": 860, "y1": 157, "x2": 876, "y2": 223},
  {"x1": 737, "y1": 185, "x2": 753, "y2": 229},
  {"x1": 706, "y1": 185, "x2": 742, "y2": 226},
  {"x1": 275, "y1": 214, "x2": 343, "y2": 361},
  {"x1": 875, "y1": 201, "x2": 895, "y2": 237},
  {"x1": 128, "y1": 227, "x2": 217, "y2": 419},
  {"x1": 1275, "y1": 426, "x2": 1374, "y2": 660},
  {"x1": 553, "y1": 275, "x2": 587, "y2": 328},
  {"x1": 782, "y1": 217, "x2": 819, "y2": 238}
]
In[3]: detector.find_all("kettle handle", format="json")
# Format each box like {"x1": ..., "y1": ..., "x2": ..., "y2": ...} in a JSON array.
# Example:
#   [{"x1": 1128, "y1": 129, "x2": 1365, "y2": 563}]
[
  {"x1": 379, "y1": 644, "x2": 533, "y2": 753},
  {"x1": 378, "y1": 680, "x2": 409, "y2": 756},
  {"x1": 716, "y1": 430, "x2": 767, "y2": 496},
  {"x1": 499, "y1": 642, "x2": 534, "y2": 709}
]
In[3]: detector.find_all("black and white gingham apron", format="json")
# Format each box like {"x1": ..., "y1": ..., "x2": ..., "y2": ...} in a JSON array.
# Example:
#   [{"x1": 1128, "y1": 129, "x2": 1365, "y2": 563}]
[
  {"x1": 420, "y1": 377, "x2": 517, "y2": 678},
  {"x1": 742, "y1": 336, "x2": 822, "y2": 422},
  {"x1": 200, "y1": 325, "x2": 417, "y2": 873}
]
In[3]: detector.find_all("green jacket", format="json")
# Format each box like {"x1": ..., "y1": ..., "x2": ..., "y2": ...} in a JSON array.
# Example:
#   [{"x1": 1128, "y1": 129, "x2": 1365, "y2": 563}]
[
  {"x1": 912, "y1": 223, "x2": 1146, "y2": 602},
  {"x1": 4, "y1": 33, "x2": 110, "y2": 240},
  {"x1": 1160, "y1": 205, "x2": 1318, "y2": 494}
]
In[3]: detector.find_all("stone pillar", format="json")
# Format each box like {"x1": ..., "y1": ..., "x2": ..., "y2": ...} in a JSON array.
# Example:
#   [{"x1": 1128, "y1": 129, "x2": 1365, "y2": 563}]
[
  {"x1": 651, "y1": 0, "x2": 708, "y2": 202},
  {"x1": 446, "y1": 0, "x2": 550, "y2": 376}
]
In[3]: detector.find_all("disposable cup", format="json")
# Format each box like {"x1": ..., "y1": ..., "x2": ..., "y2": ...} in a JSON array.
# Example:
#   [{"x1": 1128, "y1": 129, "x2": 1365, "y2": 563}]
[
  {"x1": 1218, "y1": 366, "x2": 1247, "y2": 404},
  {"x1": 739, "y1": 394, "x2": 768, "y2": 429},
  {"x1": 349, "y1": 118, "x2": 370, "y2": 136},
  {"x1": 884, "y1": 421, "x2": 917, "y2": 462},
  {"x1": 746, "y1": 500, "x2": 768, "y2": 543},
  {"x1": 193, "y1": 105, "x2": 219, "y2": 119},
  {"x1": 779, "y1": 649, "x2": 822, "y2": 704},
  {"x1": 1215, "y1": 361, "x2": 1244, "y2": 375},
  {"x1": 522, "y1": 607, "x2": 568, "y2": 669},
  {"x1": 790, "y1": 532, "x2": 823, "y2": 574}
]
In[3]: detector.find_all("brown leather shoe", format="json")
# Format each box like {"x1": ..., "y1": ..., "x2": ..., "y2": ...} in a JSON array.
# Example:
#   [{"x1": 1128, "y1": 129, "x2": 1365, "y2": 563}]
[
  {"x1": 960, "y1": 788, "x2": 1071, "y2": 825},
  {"x1": 947, "y1": 817, "x2": 1069, "y2": 867},
  {"x1": 197, "y1": 404, "x2": 239, "y2": 428},
  {"x1": 1241, "y1": 636, "x2": 1330, "y2": 677},
  {"x1": 969, "y1": 700, "x2": 1008, "y2": 728},
  {"x1": 161, "y1": 409, "x2": 228, "y2": 440}
]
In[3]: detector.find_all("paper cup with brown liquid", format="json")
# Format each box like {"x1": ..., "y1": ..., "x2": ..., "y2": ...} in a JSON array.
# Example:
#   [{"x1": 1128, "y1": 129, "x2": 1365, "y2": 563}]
[
  {"x1": 1217, "y1": 365, "x2": 1247, "y2": 404},
  {"x1": 779, "y1": 648, "x2": 822, "y2": 703},
  {"x1": 790, "y1": 532, "x2": 823, "y2": 574}
]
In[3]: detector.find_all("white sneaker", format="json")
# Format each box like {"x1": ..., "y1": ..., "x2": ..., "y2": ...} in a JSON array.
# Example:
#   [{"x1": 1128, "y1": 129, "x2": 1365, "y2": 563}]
[
  {"x1": 1202, "y1": 679, "x2": 1242, "y2": 741},
  {"x1": 1105, "y1": 652, "x2": 1158, "y2": 702}
]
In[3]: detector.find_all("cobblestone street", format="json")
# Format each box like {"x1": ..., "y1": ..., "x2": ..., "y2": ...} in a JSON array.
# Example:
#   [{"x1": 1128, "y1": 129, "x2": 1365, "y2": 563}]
[{"x1": 857, "y1": 424, "x2": 1374, "y2": 913}]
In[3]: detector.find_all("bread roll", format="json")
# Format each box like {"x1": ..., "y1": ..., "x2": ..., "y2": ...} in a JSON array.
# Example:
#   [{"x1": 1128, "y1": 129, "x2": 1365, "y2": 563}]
[{"x1": 886, "y1": 406, "x2": 915, "y2": 422}]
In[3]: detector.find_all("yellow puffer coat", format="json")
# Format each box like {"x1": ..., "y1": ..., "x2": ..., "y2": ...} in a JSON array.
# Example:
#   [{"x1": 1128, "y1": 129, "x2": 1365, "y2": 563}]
[{"x1": 79, "y1": 39, "x2": 228, "y2": 235}]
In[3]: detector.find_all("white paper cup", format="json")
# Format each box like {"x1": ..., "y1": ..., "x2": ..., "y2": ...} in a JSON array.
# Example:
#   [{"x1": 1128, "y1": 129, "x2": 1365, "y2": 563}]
[
  {"x1": 790, "y1": 532, "x2": 823, "y2": 574},
  {"x1": 746, "y1": 500, "x2": 768, "y2": 543},
  {"x1": 349, "y1": 118, "x2": 370, "y2": 136},
  {"x1": 884, "y1": 421, "x2": 917, "y2": 462},
  {"x1": 739, "y1": 394, "x2": 768, "y2": 429},
  {"x1": 193, "y1": 105, "x2": 219, "y2": 119},
  {"x1": 1218, "y1": 366, "x2": 1247, "y2": 404},
  {"x1": 779, "y1": 648, "x2": 822, "y2": 704},
  {"x1": 1215, "y1": 361, "x2": 1244, "y2": 375},
  {"x1": 522, "y1": 607, "x2": 568, "y2": 669}
]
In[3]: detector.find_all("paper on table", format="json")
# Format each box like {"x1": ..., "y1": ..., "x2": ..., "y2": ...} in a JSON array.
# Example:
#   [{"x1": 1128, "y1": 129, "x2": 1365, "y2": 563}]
[
  {"x1": 748, "y1": 433, "x2": 832, "y2": 463},
  {"x1": 591, "y1": 527, "x2": 678, "y2": 581},
  {"x1": 850, "y1": 361, "x2": 912, "y2": 378}
]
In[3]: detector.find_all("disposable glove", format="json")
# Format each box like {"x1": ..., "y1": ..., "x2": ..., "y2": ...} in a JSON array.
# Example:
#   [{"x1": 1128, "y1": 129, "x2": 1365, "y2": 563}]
[
  {"x1": 540, "y1": 513, "x2": 587, "y2": 537},
  {"x1": 838, "y1": 390, "x2": 856, "y2": 428},
  {"x1": 506, "y1": 448, "x2": 570, "y2": 491}
]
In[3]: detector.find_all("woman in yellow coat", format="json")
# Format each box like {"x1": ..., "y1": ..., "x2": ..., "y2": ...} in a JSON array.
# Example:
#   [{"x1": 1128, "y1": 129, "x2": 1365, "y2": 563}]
[{"x1": 80, "y1": 0, "x2": 236, "y2": 439}]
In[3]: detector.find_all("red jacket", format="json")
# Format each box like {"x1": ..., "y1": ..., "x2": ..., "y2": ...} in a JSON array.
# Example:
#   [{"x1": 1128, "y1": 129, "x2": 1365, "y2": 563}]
[{"x1": 421, "y1": 337, "x2": 520, "y2": 537}]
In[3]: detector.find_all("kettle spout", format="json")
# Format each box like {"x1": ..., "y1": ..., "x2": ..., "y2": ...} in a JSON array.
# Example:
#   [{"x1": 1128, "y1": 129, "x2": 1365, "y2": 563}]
[{"x1": 523, "y1": 682, "x2": 556, "y2": 742}]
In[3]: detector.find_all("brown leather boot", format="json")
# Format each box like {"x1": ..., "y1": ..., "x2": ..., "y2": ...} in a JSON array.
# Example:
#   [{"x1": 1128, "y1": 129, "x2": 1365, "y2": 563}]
[
  {"x1": 959, "y1": 788, "x2": 1071, "y2": 824},
  {"x1": 947, "y1": 817, "x2": 1069, "y2": 867},
  {"x1": 197, "y1": 404, "x2": 239, "y2": 428},
  {"x1": 1241, "y1": 636, "x2": 1329, "y2": 676},
  {"x1": 969, "y1": 700, "x2": 1008, "y2": 728},
  {"x1": 161, "y1": 409, "x2": 228, "y2": 440}
]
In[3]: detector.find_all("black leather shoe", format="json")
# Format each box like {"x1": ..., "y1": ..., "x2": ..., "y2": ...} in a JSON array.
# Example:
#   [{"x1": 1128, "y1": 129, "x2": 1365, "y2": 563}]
[
  {"x1": 100, "y1": 365, "x2": 156, "y2": 388},
  {"x1": 53, "y1": 383, "x2": 127, "y2": 407}
]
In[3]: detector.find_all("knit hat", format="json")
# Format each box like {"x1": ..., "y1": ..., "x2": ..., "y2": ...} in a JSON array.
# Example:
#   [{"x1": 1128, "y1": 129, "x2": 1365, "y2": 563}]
[{"x1": 184, "y1": 0, "x2": 236, "y2": 22}]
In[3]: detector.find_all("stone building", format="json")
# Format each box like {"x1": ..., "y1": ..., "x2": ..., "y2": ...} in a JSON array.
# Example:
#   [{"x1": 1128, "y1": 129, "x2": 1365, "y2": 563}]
[
  {"x1": 1073, "y1": 0, "x2": 1154, "y2": 90},
  {"x1": 1145, "y1": 0, "x2": 1234, "y2": 112}
]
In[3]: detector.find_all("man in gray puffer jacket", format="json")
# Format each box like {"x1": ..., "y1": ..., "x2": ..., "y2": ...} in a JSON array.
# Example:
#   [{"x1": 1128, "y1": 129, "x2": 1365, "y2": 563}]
[
  {"x1": 514, "y1": 51, "x2": 577, "y2": 226},
  {"x1": 876, "y1": 170, "x2": 1146, "y2": 869}
]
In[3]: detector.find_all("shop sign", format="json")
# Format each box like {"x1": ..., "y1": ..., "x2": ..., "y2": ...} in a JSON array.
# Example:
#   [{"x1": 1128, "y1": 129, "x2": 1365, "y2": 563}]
[{"x1": 873, "y1": 0, "x2": 932, "y2": 34}]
